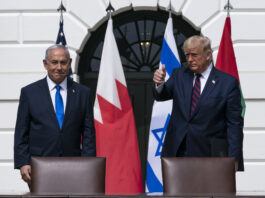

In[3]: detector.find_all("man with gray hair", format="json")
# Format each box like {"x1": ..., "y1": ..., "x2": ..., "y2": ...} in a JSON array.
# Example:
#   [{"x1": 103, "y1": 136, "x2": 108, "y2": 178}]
[
  {"x1": 14, "y1": 44, "x2": 96, "y2": 184},
  {"x1": 153, "y1": 35, "x2": 244, "y2": 171}
]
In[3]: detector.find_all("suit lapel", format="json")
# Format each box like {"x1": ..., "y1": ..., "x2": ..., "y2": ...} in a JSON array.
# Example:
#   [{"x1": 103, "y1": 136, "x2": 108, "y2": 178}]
[
  {"x1": 182, "y1": 68, "x2": 194, "y2": 120},
  {"x1": 62, "y1": 78, "x2": 76, "y2": 129},
  {"x1": 190, "y1": 67, "x2": 217, "y2": 118},
  {"x1": 38, "y1": 78, "x2": 60, "y2": 129},
  {"x1": 200, "y1": 67, "x2": 217, "y2": 100}
]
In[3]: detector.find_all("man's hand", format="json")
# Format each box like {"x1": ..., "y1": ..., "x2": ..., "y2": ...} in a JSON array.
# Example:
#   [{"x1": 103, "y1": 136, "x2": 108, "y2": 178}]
[
  {"x1": 20, "y1": 165, "x2": 31, "y2": 184},
  {"x1": 153, "y1": 65, "x2": 166, "y2": 85}
]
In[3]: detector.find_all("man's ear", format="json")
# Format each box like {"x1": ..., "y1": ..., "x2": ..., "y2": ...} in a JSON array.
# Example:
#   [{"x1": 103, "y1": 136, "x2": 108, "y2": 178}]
[
  {"x1": 43, "y1": 59, "x2": 48, "y2": 70},
  {"x1": 206, "y1": 51, "x2": 212, "y2": 61}
]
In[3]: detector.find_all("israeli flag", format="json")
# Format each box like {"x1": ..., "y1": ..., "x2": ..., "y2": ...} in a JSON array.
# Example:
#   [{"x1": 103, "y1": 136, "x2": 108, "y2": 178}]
[{"x1": 146, "y1": 16, "x2": 181, "y2": 193}]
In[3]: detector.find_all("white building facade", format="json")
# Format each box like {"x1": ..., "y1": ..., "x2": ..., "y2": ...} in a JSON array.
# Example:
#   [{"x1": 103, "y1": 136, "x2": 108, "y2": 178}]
[{"x1": 0, "y1": 0, "x2": 264, "y2": 193}]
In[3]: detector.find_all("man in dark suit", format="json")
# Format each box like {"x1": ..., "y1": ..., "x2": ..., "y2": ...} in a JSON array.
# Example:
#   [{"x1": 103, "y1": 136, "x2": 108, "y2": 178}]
[
  {"x1": 153, "y1": 35, "x2": 244, "y2": 171},
  {"x1": 14, "y1": 44, "x2": 96, "y2": 184}
]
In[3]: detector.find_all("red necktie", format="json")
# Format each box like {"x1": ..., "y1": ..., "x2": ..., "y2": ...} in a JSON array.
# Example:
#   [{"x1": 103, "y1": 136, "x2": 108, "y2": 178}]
[{"x1": 190, "y1": 74, "x2": 201, "y2": 116}]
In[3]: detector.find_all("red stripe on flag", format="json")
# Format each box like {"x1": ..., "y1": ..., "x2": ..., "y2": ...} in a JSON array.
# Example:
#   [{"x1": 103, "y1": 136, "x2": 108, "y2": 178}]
[
  {"x1": 215, "y1": 17, "x2": 240, "y2": 82},
  {"x1": 215, "y1": 16, "x2": 246, "y2": 118},
  {"x1": 95, "y1": 80, "x2": 143, "y2": 195}
]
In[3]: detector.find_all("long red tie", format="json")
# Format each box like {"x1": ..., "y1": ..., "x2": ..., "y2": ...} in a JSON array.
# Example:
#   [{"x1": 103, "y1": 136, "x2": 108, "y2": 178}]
[{"x1": 190, "y1": 74, "x2": 201, "y2": 116}]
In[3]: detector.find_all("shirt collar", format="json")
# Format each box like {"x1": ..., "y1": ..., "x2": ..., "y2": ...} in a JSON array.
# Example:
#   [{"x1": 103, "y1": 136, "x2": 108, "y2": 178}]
[
  {"x1": 46, "y1": 76, "x2": 67, "y2": 91},
  {"x1": 194, "y1": 63, "x2": 213, "y2": 79}
]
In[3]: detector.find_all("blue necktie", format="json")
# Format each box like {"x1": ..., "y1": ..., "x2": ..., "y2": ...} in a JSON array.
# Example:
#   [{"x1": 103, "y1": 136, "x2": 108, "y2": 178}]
[{"x1": 55, "y1": 85, "x2": 64, "y2": 129}]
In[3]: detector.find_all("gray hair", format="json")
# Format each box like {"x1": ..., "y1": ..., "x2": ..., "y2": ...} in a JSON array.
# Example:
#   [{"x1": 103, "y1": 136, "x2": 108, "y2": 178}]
[
  {"x1": 45, "y1": 44, "x2": 70, "y2": 62},
  {"x1": 183, "y1": 35, "x2": 213, "y2": 54}
]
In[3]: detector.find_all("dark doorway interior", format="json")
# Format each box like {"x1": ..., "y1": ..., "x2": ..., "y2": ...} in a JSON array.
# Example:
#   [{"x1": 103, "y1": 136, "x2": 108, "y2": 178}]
[{"x1": 78, "y1": 9, "x2": 200, "y2": 186}]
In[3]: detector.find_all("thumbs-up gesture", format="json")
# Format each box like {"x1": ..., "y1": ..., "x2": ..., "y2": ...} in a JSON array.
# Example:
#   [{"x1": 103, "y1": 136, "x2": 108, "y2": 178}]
[{"x1": 153, "y1": 64, "x2": 166, "y2": 85}]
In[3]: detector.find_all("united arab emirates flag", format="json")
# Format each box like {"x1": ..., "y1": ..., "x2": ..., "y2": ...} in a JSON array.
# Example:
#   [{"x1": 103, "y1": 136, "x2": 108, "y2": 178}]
[{"x1": 215, "y1": 16, "x2": 246, "y2": 117}]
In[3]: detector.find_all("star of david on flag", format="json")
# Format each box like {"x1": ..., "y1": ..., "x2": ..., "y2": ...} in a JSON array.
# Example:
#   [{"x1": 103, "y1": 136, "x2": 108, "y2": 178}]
[
  {"x1": 152, "y1": 114, "x2": 171, "y2": 157},
  {"x1": 146, "y1": 16, "x2": 181, "y2": 193}
]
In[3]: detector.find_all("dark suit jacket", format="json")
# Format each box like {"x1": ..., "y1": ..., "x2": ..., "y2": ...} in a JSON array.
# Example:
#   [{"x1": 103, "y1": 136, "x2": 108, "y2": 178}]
[
  {"x1": 154, "y1": 66, "x2": 244, "y2": 171},
  {"x1": 14, "y1": 77, "x2": 96, "y2": 169}
]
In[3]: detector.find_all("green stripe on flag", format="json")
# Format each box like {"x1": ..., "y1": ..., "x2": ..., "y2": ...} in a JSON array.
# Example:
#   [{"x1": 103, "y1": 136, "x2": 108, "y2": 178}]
[{"x1": 240, "y1": 86, "x2": 246, "y2": 118}]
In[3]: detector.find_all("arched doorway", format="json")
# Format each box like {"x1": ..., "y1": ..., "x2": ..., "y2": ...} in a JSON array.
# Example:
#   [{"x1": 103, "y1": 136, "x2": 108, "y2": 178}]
[{"x1": 78, "y1": 9, "x2": 200, "y2": 184}]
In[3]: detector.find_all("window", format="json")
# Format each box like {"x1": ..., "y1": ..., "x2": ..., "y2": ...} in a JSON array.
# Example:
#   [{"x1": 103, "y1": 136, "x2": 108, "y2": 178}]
[{"x1": 78, "y1": 9, "x2": 200, "y2": 74}]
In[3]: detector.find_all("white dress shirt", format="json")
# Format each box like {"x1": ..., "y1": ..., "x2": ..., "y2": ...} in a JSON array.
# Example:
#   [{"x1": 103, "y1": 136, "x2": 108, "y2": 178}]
[
  {"x1": 46, "y1": 76, "x2": 67, "y2": 113},
  {"x1": 193, "y1": 63, "x2": 213, "y2": 94}
]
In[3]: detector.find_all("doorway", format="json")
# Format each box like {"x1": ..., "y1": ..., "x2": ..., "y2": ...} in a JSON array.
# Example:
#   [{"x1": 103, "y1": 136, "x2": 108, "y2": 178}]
[{"x1": 78, "y1": 9, "x2": 200, "y2": 185}]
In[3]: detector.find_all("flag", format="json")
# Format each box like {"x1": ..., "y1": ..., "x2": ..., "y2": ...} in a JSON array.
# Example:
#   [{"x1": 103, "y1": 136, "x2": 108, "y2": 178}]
[
  {"x1": 93, "y1": 18, "x2": 143, "y2": 195},
  {"x1": 56, "y1": 20, "x2": 72, "y2": 77},
  {"x1": 215, "y1": 16, "x2": 246, "y2": 117},
  {"x1": 146, "y1": 16, "x2": 181, "y2": 193},
  {"x1": 56, "y1": 20, "x2": 67, "y2": 46}
]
